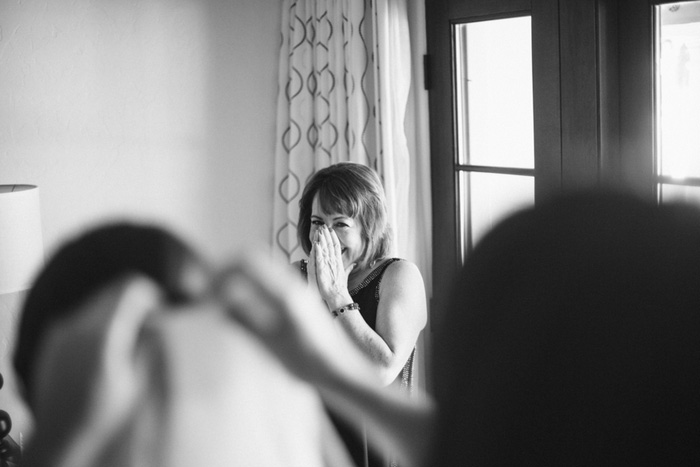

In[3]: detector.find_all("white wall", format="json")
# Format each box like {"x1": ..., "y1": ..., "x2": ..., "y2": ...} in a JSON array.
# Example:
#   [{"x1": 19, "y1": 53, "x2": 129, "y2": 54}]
[
  {"x1": 0, "y1": 0, "x2": 281, "y2": 440},
  {"x1": 0, "y1": 0, "x2": 280, "y2": 262}
]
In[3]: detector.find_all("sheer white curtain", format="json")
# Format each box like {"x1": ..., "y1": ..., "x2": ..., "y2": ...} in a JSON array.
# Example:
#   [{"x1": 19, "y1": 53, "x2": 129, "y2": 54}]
[
  {"x1": 370, "y1": 0, "x2": 411, "y2": 262},
  {"x1": 404, "y1": 0, "x2": 432, "y2": 391}
]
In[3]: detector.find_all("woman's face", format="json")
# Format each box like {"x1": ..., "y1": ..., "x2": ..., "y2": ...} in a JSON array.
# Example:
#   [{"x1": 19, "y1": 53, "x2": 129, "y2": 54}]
[{"x1": 310, "y1": 194, "x2": 365, "y2": 270}]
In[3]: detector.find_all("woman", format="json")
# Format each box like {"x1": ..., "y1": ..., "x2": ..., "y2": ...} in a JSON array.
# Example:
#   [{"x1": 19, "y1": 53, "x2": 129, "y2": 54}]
[{"x1": 295, "y1": 162, "x2": 427, "y2": 467}]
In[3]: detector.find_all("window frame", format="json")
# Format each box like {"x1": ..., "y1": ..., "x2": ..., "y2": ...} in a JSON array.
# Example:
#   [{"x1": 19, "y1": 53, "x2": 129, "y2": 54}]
[
  {"x1": 451, "y1": 13, "x2": 537, "y2": 259},
  {"x1": 426, "y1": 0, "x2": 563, "y2": 325}
]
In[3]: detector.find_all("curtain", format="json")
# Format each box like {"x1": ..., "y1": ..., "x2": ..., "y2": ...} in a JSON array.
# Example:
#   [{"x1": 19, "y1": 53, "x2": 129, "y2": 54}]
[
  {"x1": 404, "y1": 0, "x2": 432, "y2": 393},
  {"x1": 370, "y1": 0, "x2": 411, "y2": 262},
  {"x1": 272, "y1": 0, "x2": 426, "y2": 263},
  {"x1": 273, "y1": 0, "x2": 375, "y2": 263}
]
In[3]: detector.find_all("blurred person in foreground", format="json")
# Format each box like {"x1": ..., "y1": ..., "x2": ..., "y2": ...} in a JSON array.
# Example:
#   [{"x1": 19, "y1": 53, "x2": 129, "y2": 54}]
[{"x1": 14, "y1": 223, "x2": 353, "y2": 467}]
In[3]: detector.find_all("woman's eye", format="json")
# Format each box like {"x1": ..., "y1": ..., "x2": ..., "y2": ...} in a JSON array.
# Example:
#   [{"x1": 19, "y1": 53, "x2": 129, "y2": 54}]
[
  {"x1": 335, "y1": 223, "x2": 348, "y2": 229},
  {"x1": 311, "y1": 220, "x2": 324, "y2": 226}
]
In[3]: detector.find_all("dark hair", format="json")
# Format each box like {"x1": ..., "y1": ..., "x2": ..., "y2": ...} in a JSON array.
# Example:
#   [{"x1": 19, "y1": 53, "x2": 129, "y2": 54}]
[
  {"x1": 433, "y1": 191, "x2": 700, "y2": 465},
  {"x1": 13, "y1": 222, "x2": 210, "y2": 405},
  {"x1": 297, "y1": 162, "x2": 391, "y2": 269}
]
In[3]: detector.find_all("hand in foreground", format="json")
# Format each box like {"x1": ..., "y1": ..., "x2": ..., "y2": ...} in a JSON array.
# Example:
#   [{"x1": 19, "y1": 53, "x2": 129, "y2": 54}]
[{"x1": 216, "y1": 251, "x2": 378, "y2": 387}]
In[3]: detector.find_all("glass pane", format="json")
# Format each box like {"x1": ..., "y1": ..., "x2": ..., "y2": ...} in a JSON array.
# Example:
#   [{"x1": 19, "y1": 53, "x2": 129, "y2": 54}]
[
  {"x1": 453, "y1": 16, "x2": 534, "y2": 169},
  {"x1": 459, "y1": 172, "x2": 534, "y2": 262},
  {"x1": 660, "y1": 183, "x2": 700, "y2": 204},
  {"x1": 655, "y1": 2, "x2": 700, "y2": 179}
]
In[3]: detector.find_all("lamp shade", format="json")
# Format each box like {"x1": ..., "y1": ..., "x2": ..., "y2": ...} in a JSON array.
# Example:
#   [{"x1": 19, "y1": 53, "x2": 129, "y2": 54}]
[{"x1": 0, "y1": 185, "x2": 43, "y2": 294}]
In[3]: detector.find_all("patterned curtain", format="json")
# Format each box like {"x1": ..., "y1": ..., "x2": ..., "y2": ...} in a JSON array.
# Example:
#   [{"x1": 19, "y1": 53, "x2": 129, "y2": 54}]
[{"x1": 272, "y1": 0, "x2": 412, "y2": 263}]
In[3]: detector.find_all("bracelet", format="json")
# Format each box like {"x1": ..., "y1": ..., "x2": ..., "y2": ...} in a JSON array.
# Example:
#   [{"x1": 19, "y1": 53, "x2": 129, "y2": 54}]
[{"x1": 331, "y1": 302, "x2": 360, "y2": 317}]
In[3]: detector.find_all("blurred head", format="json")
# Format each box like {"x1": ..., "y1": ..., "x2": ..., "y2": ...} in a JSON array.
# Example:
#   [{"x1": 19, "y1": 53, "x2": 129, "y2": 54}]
[
  {"x1": 14, "y1": 222, "x2": 211, "y2": 406},
  {"x1": 297, "y1": 162, "x2": 391, "y2": 270},
  {"x1": 433, "y1": 191, "x2": 700, "y2": 465}
]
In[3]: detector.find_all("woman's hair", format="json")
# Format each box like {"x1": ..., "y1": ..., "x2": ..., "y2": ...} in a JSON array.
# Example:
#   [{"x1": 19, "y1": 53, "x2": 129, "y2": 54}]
[
  {"x1": 297, "y1": 162, "x2": 391, "y2": 269},
  {"x1": 13, "y1": 222, "x2": 210, "y2": 405}
]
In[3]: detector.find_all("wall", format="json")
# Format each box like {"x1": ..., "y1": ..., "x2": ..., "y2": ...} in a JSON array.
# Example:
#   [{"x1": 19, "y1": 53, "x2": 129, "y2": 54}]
[
  {"x1": 1, "y1": 0, "x2": 280, "y2": 261},
  {"x1": 0, "y1": 0, "x2": 281, "y2": 441}
]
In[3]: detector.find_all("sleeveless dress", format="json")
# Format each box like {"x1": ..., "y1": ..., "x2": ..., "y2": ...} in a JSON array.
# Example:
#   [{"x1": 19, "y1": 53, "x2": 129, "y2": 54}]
[{"x1": 303, "y1": 258, "x2": 415, "y2": 467}]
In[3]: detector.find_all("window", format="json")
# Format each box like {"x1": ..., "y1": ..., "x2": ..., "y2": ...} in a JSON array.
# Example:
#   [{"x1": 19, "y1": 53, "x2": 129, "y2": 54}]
[
  {"x1": 453, "y1": 16, "x2": 535, "y2": 261},
  {"x1": 655, "y1": 1, "x2": 700, "y2": 203},
  {"x1": 426, "y1": 0, "x2": 563, "y2": 318}
]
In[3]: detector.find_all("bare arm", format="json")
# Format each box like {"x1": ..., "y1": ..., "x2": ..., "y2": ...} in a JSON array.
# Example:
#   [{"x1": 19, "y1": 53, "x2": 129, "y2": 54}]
[{"x1": 333, "y1": 260, "x2": 427, "y2": 385}]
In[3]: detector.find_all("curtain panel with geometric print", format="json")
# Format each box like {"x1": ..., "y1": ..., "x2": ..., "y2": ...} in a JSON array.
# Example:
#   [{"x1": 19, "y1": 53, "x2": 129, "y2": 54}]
[{"x1": 272, "y1": 0, "x2": 412, "y2": 264}]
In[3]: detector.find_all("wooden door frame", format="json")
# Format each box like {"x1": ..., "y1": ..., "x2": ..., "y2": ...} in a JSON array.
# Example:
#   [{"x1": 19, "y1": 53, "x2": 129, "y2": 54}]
[
  {"x1": 425, "y1": 0, "x2": 564, "y2": 327},
  {"x1": 425, "y1": 0, "x2": 632, "y2": 326}
]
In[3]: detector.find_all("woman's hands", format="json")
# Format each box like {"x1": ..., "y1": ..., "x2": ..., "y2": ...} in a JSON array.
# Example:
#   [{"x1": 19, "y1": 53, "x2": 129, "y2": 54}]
[{"x1": 308, "y1": 225, "x2": 355, "y2": 310}]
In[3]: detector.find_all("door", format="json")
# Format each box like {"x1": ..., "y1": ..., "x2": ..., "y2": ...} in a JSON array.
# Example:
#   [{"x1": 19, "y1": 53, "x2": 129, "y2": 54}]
[
  {"x1": 426, "y1": 0, "x2": 563, "y2": 323},
  {"x1": 426, "y1": 0, "x2": 627, "y2": 325}
]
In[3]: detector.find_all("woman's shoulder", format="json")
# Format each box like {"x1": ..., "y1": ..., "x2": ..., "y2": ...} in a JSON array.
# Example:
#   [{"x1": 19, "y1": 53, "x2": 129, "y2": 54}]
[
  {"x1": 382, "y1": 257, "x2": 418, "y2": 270},
  {"x1": 380, "y1": 258, "x2": 423, "y2": 284},
  {"x1": 377, "y1": 259, "x2": 427, "y2": 312}
]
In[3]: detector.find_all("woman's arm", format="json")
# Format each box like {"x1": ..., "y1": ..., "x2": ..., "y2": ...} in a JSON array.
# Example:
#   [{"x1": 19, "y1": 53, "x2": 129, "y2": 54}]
[{"x1": 333, "y1": 260, "x2": 427, "y2": 385}]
